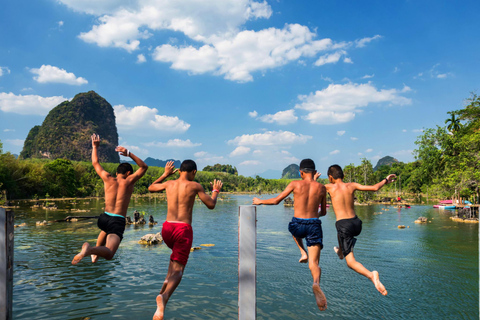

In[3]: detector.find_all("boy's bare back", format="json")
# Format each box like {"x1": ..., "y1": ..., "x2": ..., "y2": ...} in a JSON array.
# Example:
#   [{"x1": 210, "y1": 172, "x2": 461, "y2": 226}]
[
  {"x1": 325, "y1": 182, "x2": 358, "y2": 221},
  {"x1": 291, "y1": 180, "x2": 327, "y2": 219},
  {"x1": 148, "y1": 161, "x2": 223, "y2": 224},
  {"x1": 162, "y1": 179, "x2": 203, "y2": 224}
]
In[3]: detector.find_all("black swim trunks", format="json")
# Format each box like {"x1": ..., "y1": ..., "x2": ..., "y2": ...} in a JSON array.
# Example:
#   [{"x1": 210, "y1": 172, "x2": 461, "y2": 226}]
[
  {"x1": 335, "y1": 216, "x2": 362, "y2": 257},
  {"x1": 97, "y1": 212, "x2": 126, "y2": 241},
  {"x1": 288, "y1": 217, "x2": 323, "y2": 248}
]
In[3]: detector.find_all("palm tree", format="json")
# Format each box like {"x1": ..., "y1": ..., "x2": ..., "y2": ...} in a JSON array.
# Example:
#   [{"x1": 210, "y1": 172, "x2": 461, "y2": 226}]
[{"x1": 445, "y1": 112, "x2": 462, "y2": 133}]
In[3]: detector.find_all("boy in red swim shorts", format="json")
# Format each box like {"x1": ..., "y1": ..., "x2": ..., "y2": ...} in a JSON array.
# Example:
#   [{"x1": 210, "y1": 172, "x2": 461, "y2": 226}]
[{"x1": 148, "y1": 160, "x2": 223, "y2": 320}]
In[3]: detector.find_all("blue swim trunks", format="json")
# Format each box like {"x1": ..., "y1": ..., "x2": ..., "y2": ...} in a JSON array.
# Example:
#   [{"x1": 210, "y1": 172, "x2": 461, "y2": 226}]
[{"x1": 288, "y1": 217, "x2": 323, "y2": 248}]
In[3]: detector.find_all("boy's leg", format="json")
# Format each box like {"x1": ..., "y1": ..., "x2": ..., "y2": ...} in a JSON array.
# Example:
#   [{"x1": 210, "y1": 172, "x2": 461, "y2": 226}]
[
  {"x1": 292, "y1": 236, "x2": 308, "y2": 263},
  {"x1": 344, "y1": 251, "x2": 387, "y2": 295},
  {"x1": 92, "y1": 231, "x2": 107, "y2": 263},
  {"x1": 333, "y1": 233, "x2": 344, "y2": 260},
  {"x1": 307, "y1": 245, "x2": 327, "y2": 311},
  {"x1": 72, "y1": 234, "x2": 121, "y2": 264},
  {"x1": 154, "y1": 260, "x2": 185, "y2": 320}
]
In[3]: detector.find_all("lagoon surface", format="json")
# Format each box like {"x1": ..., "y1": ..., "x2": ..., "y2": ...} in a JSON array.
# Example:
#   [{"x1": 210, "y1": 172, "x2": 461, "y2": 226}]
[{"x1": 11, "y1": 195, "x2": 479, "y2": 319}]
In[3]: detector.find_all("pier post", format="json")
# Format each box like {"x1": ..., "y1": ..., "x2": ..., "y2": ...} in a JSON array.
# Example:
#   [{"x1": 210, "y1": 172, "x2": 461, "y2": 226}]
[
  {"x1": 0, "y1": 208, "x2": 14, "y2": 320},
  {"x1": 238, "y1": 206, "x2": 256, "y2": 320}
]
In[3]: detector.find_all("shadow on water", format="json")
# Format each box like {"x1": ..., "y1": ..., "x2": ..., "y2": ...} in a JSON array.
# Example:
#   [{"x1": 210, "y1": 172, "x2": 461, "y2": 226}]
[{"x1": 11, "y1": 197, "x2": 479, "y2": 319}]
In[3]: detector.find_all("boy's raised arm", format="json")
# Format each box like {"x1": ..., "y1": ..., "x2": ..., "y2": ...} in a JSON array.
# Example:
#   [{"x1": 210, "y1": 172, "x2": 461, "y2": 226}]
[
  {"x1": 319, "y1": 187, "x2": 327, "y2": 216},
  {"x1": 252, "y1": 182, "x2": 295, "y2": 205},
  {"x1": 148, "y1": 161, "x2": 178, "y2": 192},
  {"x1": 116, "y1": 146, "x2": 148, "y2": 182},
  {"x1": 91, "y1": 134, "x2": 111, "y2": 181},
  {"x1": 197, "y1": 179, "x2": 223, "y2": 209},
  {"x1": 354, "y1": 174, "x2": 396, "y2": 192}
]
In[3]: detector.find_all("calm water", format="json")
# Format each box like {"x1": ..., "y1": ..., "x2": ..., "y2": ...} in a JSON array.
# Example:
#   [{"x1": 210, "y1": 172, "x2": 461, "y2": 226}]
[{"x1": 11, "y1": 195, "x2": 479, "y2": 319}]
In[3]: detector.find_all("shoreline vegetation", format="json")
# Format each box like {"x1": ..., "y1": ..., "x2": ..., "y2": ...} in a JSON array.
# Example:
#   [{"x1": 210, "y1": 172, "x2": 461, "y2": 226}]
[{"x1": 0, "y1": 94, "x2": 479, "y2": 205}]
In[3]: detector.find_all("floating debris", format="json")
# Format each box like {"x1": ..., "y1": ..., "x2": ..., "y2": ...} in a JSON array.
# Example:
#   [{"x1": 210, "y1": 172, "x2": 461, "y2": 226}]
[
  {"x1": 414, "y1": 217, "x2": 428, "y2": 224},
  {"x1": 138, "y1": 233, "x2": 163, "y2": 245},
  {"x1": 190, "y1": 246, "x2": 202, "y2": 252},
  {"x1": 200, "y1": 244, "x2": 215, "y2": 247},
  {"x1": 14, "y1": 222, "x2": 27, "y2": 228},
  {"x1": 398, "y1": 225, "x2": 406, "y2": 229},
  {"x1": 36, "y1": 220, "x2": 48, "y2": 226}
]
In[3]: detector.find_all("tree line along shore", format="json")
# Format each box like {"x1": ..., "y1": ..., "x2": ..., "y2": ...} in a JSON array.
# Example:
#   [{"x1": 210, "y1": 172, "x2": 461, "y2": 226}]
[{"x1": 0, "y1": 94, "x2": 478, "y2": 204}]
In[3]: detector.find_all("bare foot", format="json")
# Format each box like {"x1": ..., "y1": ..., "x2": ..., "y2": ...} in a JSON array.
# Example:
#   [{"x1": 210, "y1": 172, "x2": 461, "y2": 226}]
[
  {"x1": 334, "y1": 246, "x2": 344, "y2": 260},
  {"x1": 312, "y1": 283, "x2": 327, "y2": 311},
  {"x1": 153, "y1": 294, "x2": 165, "y2": 320},
  {"x1": 299, "y1": 253, "x2": 308, "y2": 263},
  {"x1": 72, "y1": 242, "x2": 90, "y2": 265},
  {"x1": 372, "y1": 271, "x2": 388, "y2": 296},
  {"x1": 91, "y1": 255, "x2": 98, "y2": 263}
]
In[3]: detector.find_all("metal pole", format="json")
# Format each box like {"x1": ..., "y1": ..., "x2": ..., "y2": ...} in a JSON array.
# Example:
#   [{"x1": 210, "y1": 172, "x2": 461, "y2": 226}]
[
  {"x1": 238, "y1": 205, "x2": 256, "y2": 320},
  {"x1": 0, "y1": 208, "x2": 14, "y2": 320}
]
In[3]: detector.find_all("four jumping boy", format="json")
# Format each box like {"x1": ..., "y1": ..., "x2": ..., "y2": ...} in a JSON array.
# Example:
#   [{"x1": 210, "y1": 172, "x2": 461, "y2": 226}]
[{"x1": 71, "y1": 135, "x2": 394, "y2": 316}]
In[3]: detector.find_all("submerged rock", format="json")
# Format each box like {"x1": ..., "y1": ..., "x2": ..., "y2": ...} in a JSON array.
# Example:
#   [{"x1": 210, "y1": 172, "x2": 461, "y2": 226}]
[{"x1": 138, "y1": 233, "x2": 163, "y2": 245}]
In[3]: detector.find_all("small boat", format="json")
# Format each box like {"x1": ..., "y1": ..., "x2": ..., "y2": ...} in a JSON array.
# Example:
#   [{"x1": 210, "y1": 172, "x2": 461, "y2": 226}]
[
  {"x1": 439, "y1": 200, "x2": 453, "y2": 204},
  {"x1": 444, "y1": 205, "x2": 456, "y2": 210}
]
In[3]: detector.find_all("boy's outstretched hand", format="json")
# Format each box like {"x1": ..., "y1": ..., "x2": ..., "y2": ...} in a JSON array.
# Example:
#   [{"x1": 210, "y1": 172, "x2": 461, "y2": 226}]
[
  {"x1": 252, "y1": 197, "x2": 262, "y2": 205},
  {"x1": 115, "y1": 146, "x2": 129, "y2": 156},
  {"x1": 314, "y1": 172, "x2": 322, "y2": 180},
  {"x1": 386, "y1": 174, "x2": 396, "y2": 184},
  {"x1": 211, "y1": 179, "x2": 223, "y2": 192},
  {"x1": 91, "y1": 134, "x2": 100, "y2": 147},
  {"x1": 164, "y1": 161, "x2": 178, "y2": 176}
]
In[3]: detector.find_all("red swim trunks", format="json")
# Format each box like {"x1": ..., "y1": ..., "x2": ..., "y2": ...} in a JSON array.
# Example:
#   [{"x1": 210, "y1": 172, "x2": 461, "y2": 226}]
[{"x1": 161, "y1": 221, "x2": 193, "y2": 266}]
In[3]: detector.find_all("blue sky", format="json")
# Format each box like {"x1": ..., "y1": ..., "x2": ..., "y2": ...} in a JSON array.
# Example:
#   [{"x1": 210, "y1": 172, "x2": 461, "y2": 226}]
[{"x1": 1, "y1": 0, "x2": 479, "y2": 177}]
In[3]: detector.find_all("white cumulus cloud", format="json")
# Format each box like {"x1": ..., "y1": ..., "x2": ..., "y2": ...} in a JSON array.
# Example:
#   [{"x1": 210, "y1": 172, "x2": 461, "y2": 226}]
[
  {"x1": 314, "y1": 50, "x2": 346, "y2": 66},
  {"x1": 137, "y1": 54, "x2": 146, "y2": 63},
  {"x1": 114, "y1": 104, "x2": 190, "y2": 132},
  {"x1": 239, "y1": 160, "x2": 261, "y2": 166},
  {"x1": 30, "y1": 65, "x2": 88, "y2": 85},
  {"x1": 0, "y1": 92, "x2": 68, "y2": 115},
  {"x1": 255, "y1": 109, "x2": 297, "y2": 125},
  {"x1": 337, "y1": 130, "x2": 346, "y2": 136},
  {"x1": 295, "y1": 82, "x2": 412, "y2": 125},
  {"x1": 0, "y1": 67, "x2": 11, "y2": 77},
  {"x1": 230, "y1": 146, "x2": 251, "y2": 157},
  {"x1": 248, "y1": 110, "x2": 258, "y2": 118},
  {"x1": 228, "y1": 130, "x2": 312, "y2": 146},
  {"x1": 365, "y1": 148, "x2": 373, "y2": 153},
  {"x1": 329, "y1": 150, "x2": 340, "y2": 155},
  {"x1": 144, "y1": 139, "x2": 201, "y2": 148},
  {"x1": 355, "y1": 35, "x2": 382, "y2": 48}
]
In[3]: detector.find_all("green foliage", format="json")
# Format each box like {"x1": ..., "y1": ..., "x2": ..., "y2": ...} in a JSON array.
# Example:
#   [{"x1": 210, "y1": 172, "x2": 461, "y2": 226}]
[{"x1": 202, "y1": 163, "x2": 238, "y2": 175}]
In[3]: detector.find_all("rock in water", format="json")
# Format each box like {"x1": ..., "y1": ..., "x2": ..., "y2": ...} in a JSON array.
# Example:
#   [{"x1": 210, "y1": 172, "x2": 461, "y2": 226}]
[
  {"x1": 20, "y1": 91, "x2": 119, "y2": 162},
  {"x1": 139, "y1": 233, "x2": 163, "y2": 245}
]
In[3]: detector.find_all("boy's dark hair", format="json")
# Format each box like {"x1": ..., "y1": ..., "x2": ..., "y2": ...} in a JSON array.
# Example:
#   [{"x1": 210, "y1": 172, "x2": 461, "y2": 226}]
[
  {"x1": 299, "y1": 158, "x2": 315, "y2": 173},
  {"x1": 180, "y1": 159, "x2": 197, "y2": 172},
  {"x1": 117, "y1": 163, "x2": 133, "y2": 175},
  {"x1": 327, "y1": 164, "x2": 344, "y2": 179}
]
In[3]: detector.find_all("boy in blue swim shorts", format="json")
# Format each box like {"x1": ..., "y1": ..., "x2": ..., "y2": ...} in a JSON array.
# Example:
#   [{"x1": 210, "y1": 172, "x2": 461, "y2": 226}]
[{"x1": 253, "y1": 159, "x2": 328, "y2": 311}]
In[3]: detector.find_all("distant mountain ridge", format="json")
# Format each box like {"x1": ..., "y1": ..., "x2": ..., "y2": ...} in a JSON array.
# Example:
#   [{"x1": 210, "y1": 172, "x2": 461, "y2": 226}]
[
  {"x1": 20, "y1": 91, "x2": 119, "y2": 163},
  {"x1": 373, "y1": 156, "x2": 399, "y2": 171},
  {"x1": 282, "y1": 164, "x2": 300, "y2": 179},
  {"x1": 122, "y1": 157, "x2": 181, "y2": 168}
]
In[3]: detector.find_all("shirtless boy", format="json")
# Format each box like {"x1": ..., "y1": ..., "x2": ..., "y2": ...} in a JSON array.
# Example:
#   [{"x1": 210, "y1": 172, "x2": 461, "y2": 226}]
[
  {"x1": 324, "y1": 164, "x2": 395, "y2": 296},
  {"x1": 252, "y1": 159, "x2": 328, "y2": 311},
  {"x1": 72, "y1": 134, "x2": 148, "y2": 264},
  {"x1": 148, "y1": 160, "x2": 223, "y2": 320}
]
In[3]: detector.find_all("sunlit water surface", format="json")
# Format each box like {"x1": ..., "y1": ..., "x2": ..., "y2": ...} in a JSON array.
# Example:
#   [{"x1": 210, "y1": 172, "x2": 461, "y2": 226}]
[{"x1": 11, "y1": 195, "x2": 479, "y2": 319}]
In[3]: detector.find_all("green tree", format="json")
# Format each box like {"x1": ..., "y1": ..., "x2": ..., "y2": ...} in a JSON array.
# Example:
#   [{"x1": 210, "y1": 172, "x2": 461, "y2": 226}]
[
  {"x1": 43, "y1": 159, "x2": 77, "y2": 197},
  {"x1": 445, "y1": 112, "x2": 462, "y2": 133}
]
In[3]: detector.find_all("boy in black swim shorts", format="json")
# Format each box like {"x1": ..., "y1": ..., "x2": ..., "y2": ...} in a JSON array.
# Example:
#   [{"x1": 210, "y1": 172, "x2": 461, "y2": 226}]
[
  {"x1": 324, "y1": 164, "x2": 395, "y2": 296},
  {"x1": 253, "y1": 159, "x2": 328, "y2": 311},
  {"x1": 72, "y1": 134, "x2": 148, "y2": 265}
]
